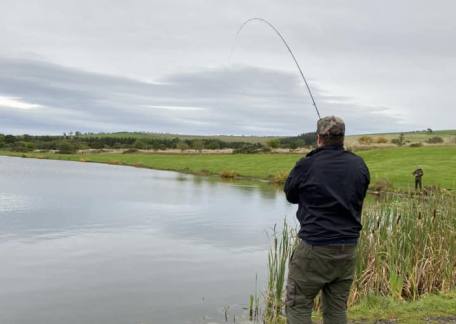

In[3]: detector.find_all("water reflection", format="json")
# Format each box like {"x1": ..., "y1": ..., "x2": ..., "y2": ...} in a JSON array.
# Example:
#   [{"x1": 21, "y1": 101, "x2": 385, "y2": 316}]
[
  {"x1": 0, "y1": 156, "x2": 295, "y2": 324},
  {"x1": 0, "y1": 192, "x2": 31, "y2": 213}
]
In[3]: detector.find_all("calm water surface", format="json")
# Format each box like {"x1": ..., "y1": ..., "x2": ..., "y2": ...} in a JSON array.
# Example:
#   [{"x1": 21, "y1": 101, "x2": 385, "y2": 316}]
[{"x1": 0, "y1": 156, "x2": 296, "y2": 324}]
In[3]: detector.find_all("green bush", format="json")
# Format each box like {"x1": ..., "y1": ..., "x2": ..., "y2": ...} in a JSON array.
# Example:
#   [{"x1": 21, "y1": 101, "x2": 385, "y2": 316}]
[
  {"x1": 426, "y1": 136, "x2": 444, "y2": 144},
  {"x1": 4, "y1": 135, "x2": 16, "y2": 144},
  {"x1": 57, "y1": 142, "x2": 78, "y2": 154},
  {"x1": 89, "y1": 141, "x2": 105, "y2": 149},
  {"x1": 190, "y1": 140, "x2": 204, "y2": 152},
  {"x1": 267, "y1": 139, "x2": 280, "y2": 149},
  {"x1": 11, "y1": 141, "x2": 34, "y2": 152},
  {"x1": 289, "y1": 142, "x2": 298, "y2": 150},
  {"x1": 176, "y1": 142, "x2": 190, "y2": 151},
  {"x1": 233, "y1": 143, "x2": 267, "y2": 154},
  {"x1": 122, "y1": 148, "x2": 139, "y2": 154},
  {"x1": 205, "y1": 141, "x2": 221, "y2": 150},
  {"x1": 134, "y1": 139, "x2": 147, "y2": 149},
  {"x1": 279, "y1": 132, "x2": 316, "y2": 148}
]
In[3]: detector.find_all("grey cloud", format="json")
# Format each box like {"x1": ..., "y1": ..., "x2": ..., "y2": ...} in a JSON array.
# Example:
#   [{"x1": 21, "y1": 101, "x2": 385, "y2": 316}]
[
  {"x1": 1, "y1": 57, "x2": 405, "y2": 135},
  {"x1": 0, "y1": 0, "x2": 455, "y2": 132}
]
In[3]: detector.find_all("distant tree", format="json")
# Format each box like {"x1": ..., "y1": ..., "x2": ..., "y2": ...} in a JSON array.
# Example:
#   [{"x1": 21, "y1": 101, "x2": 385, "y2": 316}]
[
  {"x1": 134, "y1": 139, "x2": 147, "y2": 149},
  {"x1": 5, "y1": 135, "x2": 16, "y2": 144},
  {"x1": 89, "y1": 141, "x2": 105, "y2": 149},
  {"x1": 57, "y1": 142, "x2": 78, "y2": 154},
  {"x1": 289, "y1": 142, "x2": 298, "y2": 150},
  {"x1": 391, "y1": 133, "x2": 405, "y2": 146},
  {"x1": 426, "y1": 128, "x2": 433, "y2": 134},
  {"x1": 267, "y1": 139, "x2": 280, "y2": 149},
  {"x1": 151, "y1": 142, "x2": 161, "y2": 151},
  {"x1": 205, "y1": 140, "x2": 221, "y2": 150},
  {"x1": 12, "y1": 141, "x2": 34, "y2": 152},
  {"x1": 279, "y1": 132, "x2": 316, "y2": 148},
  {"x1": 300, "y1": 132, "x2": 317, "y2": 146},
  {"x1": 191, "y1": 140, "x2": 204, "y2": 152},
  {"x1": 176, "y1": 142, "x2": 190, "y2": 151}
]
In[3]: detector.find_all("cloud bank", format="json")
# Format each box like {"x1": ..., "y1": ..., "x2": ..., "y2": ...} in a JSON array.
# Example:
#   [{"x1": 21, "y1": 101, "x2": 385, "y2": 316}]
[{"x1": 0, "y1": 57, "x2": 404, "y2": 135}]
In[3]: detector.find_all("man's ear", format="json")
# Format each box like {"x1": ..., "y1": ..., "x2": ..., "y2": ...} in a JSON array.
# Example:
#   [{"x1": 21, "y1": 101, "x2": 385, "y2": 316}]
[{"x1": 316, "y1": 134, "x2": 321, "y2": 147}]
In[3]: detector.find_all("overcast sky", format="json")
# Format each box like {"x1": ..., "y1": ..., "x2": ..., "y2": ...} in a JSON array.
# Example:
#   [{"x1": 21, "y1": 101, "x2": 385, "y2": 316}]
[{"x1": 1, "y1": 0, "x2": 455, "y2": 135}]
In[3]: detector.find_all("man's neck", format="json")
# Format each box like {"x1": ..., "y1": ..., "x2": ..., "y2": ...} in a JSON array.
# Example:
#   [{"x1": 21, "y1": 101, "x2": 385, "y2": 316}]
[{"x1": 318, "y1": 143, "x2": 344, "y2": 150}]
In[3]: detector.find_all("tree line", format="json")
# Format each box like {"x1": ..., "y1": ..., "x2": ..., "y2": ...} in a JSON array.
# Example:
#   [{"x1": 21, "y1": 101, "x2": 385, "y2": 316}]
[{"x1": 0, "y1": 132, "x2": 317, "y2": 154}]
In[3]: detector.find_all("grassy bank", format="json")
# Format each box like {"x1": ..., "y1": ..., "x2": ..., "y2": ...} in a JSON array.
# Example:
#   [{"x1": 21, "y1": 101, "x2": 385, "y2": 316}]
[
  {"x1": 2, "y1": 146, "x2": 455, "y2": 190},
  {"x1": 347, "y1": 292, "x2": 456, "y2": 323},
  {"x1": 260, "y1": 291, "x2": 456, "y2": 323}
]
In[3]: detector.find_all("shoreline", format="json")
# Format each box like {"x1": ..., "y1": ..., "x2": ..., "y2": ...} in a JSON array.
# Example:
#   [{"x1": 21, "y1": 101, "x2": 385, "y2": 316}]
[
  {"x1": 1, "y1": 146, "x2": 456, "y2": 191},
  {"x1": 0, "y1": 151, "x2": 294, "y2": 185},
  {"x1": 0, "y1": 151, "x2": 282, "y2": 185}
]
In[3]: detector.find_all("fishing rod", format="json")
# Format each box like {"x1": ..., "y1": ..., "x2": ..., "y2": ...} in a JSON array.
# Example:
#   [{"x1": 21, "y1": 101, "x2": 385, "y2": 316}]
[{"x1": 230, "y1": 17, "x2": 321, "y2": 119}]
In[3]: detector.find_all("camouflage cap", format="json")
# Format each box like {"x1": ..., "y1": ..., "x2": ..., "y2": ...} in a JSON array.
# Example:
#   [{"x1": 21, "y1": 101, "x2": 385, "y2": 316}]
[{"x1": 316, "y1": 116, "x2": 345, "y2": 136}]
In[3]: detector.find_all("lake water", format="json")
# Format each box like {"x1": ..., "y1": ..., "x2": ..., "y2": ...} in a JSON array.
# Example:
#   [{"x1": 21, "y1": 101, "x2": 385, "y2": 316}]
[{"x1": 0, "y1": 156, "x2": 296, "y2": 324}]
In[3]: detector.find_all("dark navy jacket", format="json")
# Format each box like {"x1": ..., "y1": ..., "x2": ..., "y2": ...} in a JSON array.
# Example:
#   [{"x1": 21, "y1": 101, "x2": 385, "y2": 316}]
[{"x1": 284, "y1": 144, "x2": 370, "y2": 245}]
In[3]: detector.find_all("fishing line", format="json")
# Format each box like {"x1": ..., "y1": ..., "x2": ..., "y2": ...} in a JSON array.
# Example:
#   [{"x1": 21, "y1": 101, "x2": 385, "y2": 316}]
[{"x1": 230, "y1": 17, "x2": 321, "y2": 119}]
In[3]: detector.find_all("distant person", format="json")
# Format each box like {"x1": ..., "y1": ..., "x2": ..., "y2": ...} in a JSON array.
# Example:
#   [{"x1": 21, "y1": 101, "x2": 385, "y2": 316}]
[
  {"x1": 284, "y1": 116, "x2": 370, "y2": 324},
  {"x1": 412, "y1": 167, "x2": 424, "y2": 191}
]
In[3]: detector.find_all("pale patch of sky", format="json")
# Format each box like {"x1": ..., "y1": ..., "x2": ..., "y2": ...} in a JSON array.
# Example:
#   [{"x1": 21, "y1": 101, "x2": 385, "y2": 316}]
[{"x1": 0, "y1": 96, "x2": 42, "y2": 110}]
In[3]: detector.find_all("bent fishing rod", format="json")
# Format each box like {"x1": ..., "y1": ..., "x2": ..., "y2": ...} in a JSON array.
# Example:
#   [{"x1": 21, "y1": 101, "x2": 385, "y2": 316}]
[{"x1": 230, "y1": 17, "x2": 321, "y2": 119}]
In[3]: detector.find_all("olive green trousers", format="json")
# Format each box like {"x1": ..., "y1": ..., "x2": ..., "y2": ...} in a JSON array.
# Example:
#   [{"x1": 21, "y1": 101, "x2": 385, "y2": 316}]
[{"x1": 285, "y1": 240, "x2": 356, "y2": 324}]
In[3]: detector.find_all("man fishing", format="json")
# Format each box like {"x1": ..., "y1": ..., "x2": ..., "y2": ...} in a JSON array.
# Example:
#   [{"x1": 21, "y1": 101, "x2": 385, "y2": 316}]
[
  {"x1": 412, "y1": 167, "x2": 424, "y2": 191},
  {"x1": 284, "y1": 116, "x2": 370, "y2": 324}
]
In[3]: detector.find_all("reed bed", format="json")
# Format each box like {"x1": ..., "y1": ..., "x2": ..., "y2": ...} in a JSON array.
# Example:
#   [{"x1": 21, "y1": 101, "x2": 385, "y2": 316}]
[
  {"x1": 260, "y1": 190, "x2": 456, "y2": 323},
  {"x1": 353, "y1": 190, "x2": 456, "y2": 303}
]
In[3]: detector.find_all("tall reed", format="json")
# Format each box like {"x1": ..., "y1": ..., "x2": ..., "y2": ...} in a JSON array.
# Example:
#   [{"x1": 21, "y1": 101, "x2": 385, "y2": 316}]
[{"x1": 263, "y1": 220, "x2": 296, "y2": 323}]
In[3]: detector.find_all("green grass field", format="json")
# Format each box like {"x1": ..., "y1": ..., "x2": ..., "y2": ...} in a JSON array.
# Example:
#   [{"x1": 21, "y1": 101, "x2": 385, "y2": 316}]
[
  {"x1": 2, "y1": 145, "x2": 456, "y2": 189},
  {"x1": 358, "y1": 146, "x2": 456, "y2": 189}
]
